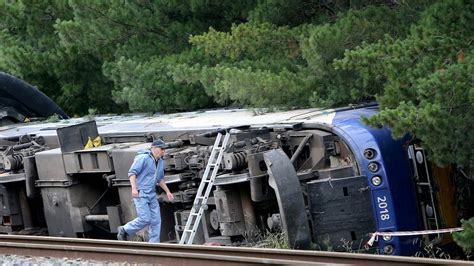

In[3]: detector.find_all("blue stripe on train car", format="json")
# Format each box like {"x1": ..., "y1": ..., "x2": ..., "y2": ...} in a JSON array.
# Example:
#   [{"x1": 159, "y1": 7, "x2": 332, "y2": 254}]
[{"x1": 332, "y1": 106, "x2": 421, "y2": 255}]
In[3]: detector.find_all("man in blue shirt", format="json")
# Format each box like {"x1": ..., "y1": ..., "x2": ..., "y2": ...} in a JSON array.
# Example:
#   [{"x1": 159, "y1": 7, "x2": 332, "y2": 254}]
[{"x1": 117, "y1": 139, "x2": 174, "y2": 242}]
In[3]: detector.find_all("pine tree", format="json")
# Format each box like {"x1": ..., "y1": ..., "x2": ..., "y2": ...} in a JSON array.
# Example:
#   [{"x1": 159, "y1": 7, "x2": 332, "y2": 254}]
[{"x1": 0, "y1": 0, "x2": 122, "y2": 115}]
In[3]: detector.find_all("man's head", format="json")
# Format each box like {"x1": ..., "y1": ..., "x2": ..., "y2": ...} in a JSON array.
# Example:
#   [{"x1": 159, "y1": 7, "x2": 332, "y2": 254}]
[{"x1": 151, "y1": 139, "x2": 167, "y2": 159}]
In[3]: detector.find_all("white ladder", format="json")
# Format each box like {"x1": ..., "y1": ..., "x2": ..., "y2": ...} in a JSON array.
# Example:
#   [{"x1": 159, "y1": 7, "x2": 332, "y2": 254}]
[{"x1": 179, "y1": 132, "x2": 230, "y2": 245}]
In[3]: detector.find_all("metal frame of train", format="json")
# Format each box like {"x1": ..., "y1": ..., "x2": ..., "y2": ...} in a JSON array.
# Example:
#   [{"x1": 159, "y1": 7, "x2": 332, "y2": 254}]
[{"x1": 0, "y1": 72, "x2": 458, "y2": 256}]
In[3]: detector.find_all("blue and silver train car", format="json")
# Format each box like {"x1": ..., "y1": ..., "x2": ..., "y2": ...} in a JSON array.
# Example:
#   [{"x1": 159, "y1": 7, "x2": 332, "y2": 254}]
[{"x1": 0, "y1": 72, "x2": 457, "y2": 256}]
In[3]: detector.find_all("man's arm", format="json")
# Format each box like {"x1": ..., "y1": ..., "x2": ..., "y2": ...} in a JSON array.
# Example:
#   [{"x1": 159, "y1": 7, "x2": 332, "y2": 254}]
[
  {"x1": 129, "y1": 174, "x2": 139, "y2": 198},
  {"x1": 128, "y1": 155, "x2": 144, "y2": 198},
  {"x1": 159, "y1": 179, "x2": 174, "y2": 201}
]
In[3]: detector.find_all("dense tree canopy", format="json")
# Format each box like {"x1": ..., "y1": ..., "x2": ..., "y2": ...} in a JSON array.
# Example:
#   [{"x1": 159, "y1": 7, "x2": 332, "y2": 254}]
[
  {"x1": 336, "y1": 0, "x2": 473, "y2": 166},
  {"x1": 0, "y1": 1, "x2": 120, "y2": 114},
  {"x1": 0, "y1": 0, "x2": 472, "y2": 169}
]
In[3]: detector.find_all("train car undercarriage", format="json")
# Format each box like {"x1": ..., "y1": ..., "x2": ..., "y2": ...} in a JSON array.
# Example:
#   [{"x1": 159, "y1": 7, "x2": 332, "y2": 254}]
[{"x1": 0, "y1": 72, "x2": 465, "y2": 256}]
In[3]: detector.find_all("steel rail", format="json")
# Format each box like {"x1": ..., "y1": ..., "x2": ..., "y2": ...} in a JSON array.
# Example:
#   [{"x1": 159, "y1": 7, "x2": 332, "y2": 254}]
[{"x1": 0, "y1": 235, "x2": 470, "y2": 265}]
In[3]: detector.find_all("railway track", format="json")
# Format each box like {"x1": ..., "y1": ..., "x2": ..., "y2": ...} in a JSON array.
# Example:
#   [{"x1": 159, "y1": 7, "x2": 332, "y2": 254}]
[{"x1": 0, "y1": 235, "x2": 470, "y2": 265}]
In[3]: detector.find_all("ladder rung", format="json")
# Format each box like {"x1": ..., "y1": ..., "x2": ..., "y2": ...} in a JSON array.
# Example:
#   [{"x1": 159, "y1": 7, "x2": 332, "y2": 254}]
[
  {"x1": 189, "y1": 212, "x2": 200, "y2": 216},
  {"x1": 184, "y1": 229, "x2": 194, "y2": 233}
]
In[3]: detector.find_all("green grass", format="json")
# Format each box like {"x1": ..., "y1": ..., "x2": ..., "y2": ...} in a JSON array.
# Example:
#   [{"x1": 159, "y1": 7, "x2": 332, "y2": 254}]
[{"x1": 254, "y1": 230, "x2": 290, "y2": 249}]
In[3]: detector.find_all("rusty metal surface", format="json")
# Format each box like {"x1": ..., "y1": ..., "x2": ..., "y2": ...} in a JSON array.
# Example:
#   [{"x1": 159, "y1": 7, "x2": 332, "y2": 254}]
[{"x1": 0, "y1": 235, "x2": 471, "y2": 265}]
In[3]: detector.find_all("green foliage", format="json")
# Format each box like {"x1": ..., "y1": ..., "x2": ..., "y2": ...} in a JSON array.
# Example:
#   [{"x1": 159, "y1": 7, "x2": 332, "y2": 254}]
[
  {"x1": 249, "y1": 0, "x2": 327, "y2": 26},
  {"x1": 172, "y1": 2, "x2": 429, "y2": 109},
  {"x1": 301, "y1": 4, "x2": 424, "y2": 107},
  {"x1": 337, "y1": 0, "x2": 473, "y2": 166},
  {"x1": 44, "y1": 114, "x2": 61, "y2": 123},
  {"x1": 255, "y1": 230, "x2": 290, "y2": 249},
  {"x1": 0, "y1": 0, "x2": 121, "y2": 115},
  {"x1": 54, "y1": 0, "x2": 256, "y2": 113},
  {"x1": 172, "y1": 22, "x2": 310, "y2": 107},
  {"x1": 105, "y1": 54, "x2": 214, "y2": 112},
  {"x1": 190, "y1": 23, "x2": 303, "y2": 63},
  {"x1": 248, "y1": 0, "x2": 391, "y2": 26},
  {"x1": 454, "y1": 218, "x2": 474, "y2": 252}
]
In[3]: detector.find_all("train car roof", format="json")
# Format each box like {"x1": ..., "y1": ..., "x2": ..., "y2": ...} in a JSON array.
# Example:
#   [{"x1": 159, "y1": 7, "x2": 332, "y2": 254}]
[{"x1": 0, "y1": 104, "x2": 378, "y2": 139}]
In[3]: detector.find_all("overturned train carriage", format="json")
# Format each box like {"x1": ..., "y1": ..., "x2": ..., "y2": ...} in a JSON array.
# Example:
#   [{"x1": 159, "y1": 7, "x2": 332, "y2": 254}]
[
  {"x1": 0, "y1": 73, "x2": 458, "y2": 256},
  {"x1": 0, "y1": 106, "x2": 460, "y2": 255}
]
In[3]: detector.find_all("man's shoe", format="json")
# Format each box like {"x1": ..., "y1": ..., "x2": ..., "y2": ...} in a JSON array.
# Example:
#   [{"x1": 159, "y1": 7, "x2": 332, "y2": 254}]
[{"x1": 117, "y1": 226, "x2": 127, "y2": 241}]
